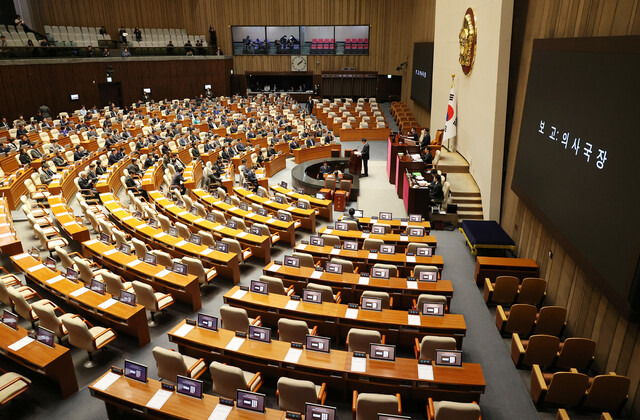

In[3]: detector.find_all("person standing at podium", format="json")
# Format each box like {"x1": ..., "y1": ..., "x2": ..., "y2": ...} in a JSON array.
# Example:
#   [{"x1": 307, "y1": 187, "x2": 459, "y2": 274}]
[{"x1": 360, "y1": 138, "x2": 370, "y2": 177}]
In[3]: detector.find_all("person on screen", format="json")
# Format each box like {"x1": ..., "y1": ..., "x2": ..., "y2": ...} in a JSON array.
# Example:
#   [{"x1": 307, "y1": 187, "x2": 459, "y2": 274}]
[{"x1": 343, "y1": 208, "x2": 362, "y2": 230}]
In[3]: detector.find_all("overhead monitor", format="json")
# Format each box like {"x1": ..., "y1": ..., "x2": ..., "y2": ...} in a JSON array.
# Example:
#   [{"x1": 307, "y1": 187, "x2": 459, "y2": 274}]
[
  {"x1": 70, "y1": 94, "x2": 79, "y2": 101},
  {"x1": 410, "y1": 42, "x2": 434, "y2": 110}
]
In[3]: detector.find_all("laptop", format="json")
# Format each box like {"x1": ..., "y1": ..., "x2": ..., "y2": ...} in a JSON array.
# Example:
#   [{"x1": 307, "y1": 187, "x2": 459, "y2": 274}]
[
  {"x1": 120, "y1": 289, "x2": 136, "y2": 306},
  {"x1": 250, "y1": 279, "x2": 268, "y2": 295},
  {"x1": 309, "y1": 236, "x2": 324, "y2": 246},
  {"x1": 45, "y1": 256, "x2": 56, "y2": 270},
  {"x1": 248, "y1": 325, "x2": 271, "y2": 343},
  {"x1": 189, "y1": 233, "x2": 202, "y2": 246},
  {"x1": 371, "y1": 267, "x2": 390, "y2": 279},
  {"x1": 361, "y1": 296, "x2": 383, "y2": 311},
  {"x1": 124, "y1": 360, "x2": 148, "y2": 383},
  {"x1": 118, "y1": 243, "x2": 132, "y2": 256},
  {"x1": 416, "y1": 246, "x2": 433, "y2": 257},
  {"x1": 148, "y1": 218, "x2": 160, "y2": 228},
  {"x1": 305, "y1": 335, "x2": 330, "y2": 353},
  {"x1": 325, "y1": 261, "x2": 343, "y2": 274},
  {"x1": 305, "y1": 403, "x2": 336, "y2": 420},
  {"x1": 197, "y1": 313, "x2": 218, "y2": 331},
  {"x1": 65, "y1": 267, "x2": 79, "y2": 283},
  {"x1": 435, "y1": 349, "x2": 463, "y2": 367},
  {"x1": 408, "y1": 227, "x2": 424, "y2": 237},
  {"x1": 297, "y1": 201, "x2": 309, "y2": 209},
  {"x1": 143, "y1": 252, "x2": 157, "y2": 266},
  {"x1": 133, "y1": 210, "x2": 143, "y2": 219},
  {"x1": 2, "y1": 309, "x2": 18, "y2": 330},
  {"x1": 409, "y1": 214, "x2": 422, "y2": 223},
  {"x1": 239, "y1": 202, "x2": 249, "y2": 211},
  {"x1": 418, "y1": 270, "x2": 438, "y2": 282},
  {"x1": 371, "y1": 225, "x2": 386, "y2": 235},
  {"x1": 353, "y1": 209, "x2": 364, "y2": 218},
  {"x1": 280, "y1": 181, "x2": 288, "y2": 189},
  {"x1": 302, "y1": 289, "x2": 323, "y2": 304},
  {"x1": 176, "y1": 375, "x2": 203, "y2": 399},
  {"x1": 343, "y1": 240, "x2": 358, "y2": 251},
  {"x1": 422, "y1": 302, "x2": 445, "y2": 316},
  {"x1": 36, "y1": 326, "x2": 55, "y2": 348},
  {"x1": 284, "y1": 255, "x2": 300, "y2": 268},
  {"x1": 173, "y1": 261, "x2": 188, "y2": 276},
  {"x1": 274, "y1": 196, "x2": 284, "y2": 204},
  {"x1": 370, "y1": 343, "x2": 396, "y2": 362},
  {"x1": 90, "y1": 278, "x2": 106, "y2": 295},
  {"x1": 379, "y1": 244, "x2": 395, "y2": 255},
  {"x1": 379, "y1": 212, "x2": 392, "y2": 221},
  {"x1": 236, "y1": 390, "x2": 266, "y2": 413},
  {"x1": 334, "y1": 221, "x2": 348, "y2": 231}
]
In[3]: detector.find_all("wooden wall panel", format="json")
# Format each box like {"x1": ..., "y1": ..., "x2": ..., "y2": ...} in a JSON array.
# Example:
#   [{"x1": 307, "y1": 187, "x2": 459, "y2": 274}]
[
  {"x1": 501, "y1": 0, "x2": 640, "y2": 416},
  {"x1": 0, "y1": 58, "x2": 232, "y2": 120}
]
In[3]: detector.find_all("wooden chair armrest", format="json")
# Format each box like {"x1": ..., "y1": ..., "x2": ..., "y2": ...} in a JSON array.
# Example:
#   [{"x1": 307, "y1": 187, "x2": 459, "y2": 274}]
[
  {"x1": 46, "y1": 237, "x2": 67, "y2": 247},
  {"x1": 570, "y1": 368, "x2": 579, "y2": 373},
  {"x1": 496, "y1": 305, "x2": 507, "y2": 333},
  {"x1": 0, "y1": 267, "x2": 10, "y2": 275},
  {"x1": 187, "y1": 358, "x2": 206, "y2": 378},
  {"x1": 250, "y1": 315, "x2": 262, "y2": 326},
  {"x1": 334, "y1": 291, "x2": 342, "y2": 304},
  {"x1": 530, "y1": 364, "x2": 547, "y2": 405},
  {"x1": 396, "y1": 393, "x2": 402, "y2": 415},
  {"x1": 483, "y1": 278, "x2": 494, "y2": 303},
  {"x1": 352, "y1": 390, "x2": 358, "y2": 420},
  {"x1": 92, "y1": 327, "x2": 114, "y2": 341},
  {"x1": 510, "y1": 333, "x2": 525, "y2": 367},
  {"x1": 0, "y1": 376, "x2": 29, "y2": 392},
  {"x1": 318, "y1": 382, "x2": 327, "y2": 404},
  {"x1": 247, "y1": 372, "x2": 262, "y2": 391},
  {"x1": 427, "y1": 397, "x2": 436, "y2": 420},
  {"x1": 381, "y1": 334, "x2": 386, "y2": 344},
  {"x1": 414, "y1": 337, "x2": 420, "y2": 359},
  {"x1": 412, "y1": 298, "x2": 417, "y2": 310},
  {"x1": 389, "y1": 297, "x2": 394, "y2": 308},
  {"x1": 310, "y1": 325, "x2": 318, "y2": 336},
  {"x1": 285, "y1": 285, "x2": 294, "y2": 296},
  {"x1": 71, "y1": 314, "x2": 93, "y2": 328},
  {"x1": 354, "y1": 266, "x2": 359, "y2": 274}
]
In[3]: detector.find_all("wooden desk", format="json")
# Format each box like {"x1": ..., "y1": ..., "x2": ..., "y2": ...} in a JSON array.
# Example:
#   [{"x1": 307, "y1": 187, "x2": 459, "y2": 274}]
[
  {"x1": 224, "y1": 286, "x2": 466, "y2": 347},
  {"x1": 270, "y1": 184, "x2": 333, "y2": 221},
  {"x1": 82, "y1": 239, "x2": 203, "y2": 311},
  {"x1": 192, "y1": 188, "x2": 297, "y2": 247},
  {"x1": 48, "y1": 195, "x2": 90, "y2": 242},
  {"x1": 11, "y1": 252, "x2": 151, "y2": 347},
  {"x1": 338, "y1": 215, "x2": 431, "y2": 233},
  {"x1": 403, "y1": 170, "x2": 431, "y2": 218},
  {"x1": 0, "y1": 167, "x2": 33, "y2": 210},
  {"x1": 48, "y1": 151, "x2": 106, "y2": 201},
  {"x1": 395, "y1": 155, "x2": 424, "y2": 199},
  {"x1": 100, "y1": 193, "x2": 241, "y2": 284},
  {"x1": 0, "y1": 323, "x2": 78, "y2": 399},
  {"x1": 169, "y1": 322, "x2": 485, "y2": 402},
  {"x1": 387, "y1": 134, "x2": 420, "y2": 185},
  {"x1": 264, "y1": 153, "x2": 287, "y2": 178},
  {"x1": 340, "y1": 127, "x2": 391, "y2": 142},
  {"x1": 234, "y1": 187, "x2": 316, "y2": 233},
  {"x1": 0, "y1": 196, "x2": 23, "y2": 256},
  {"x1": 149, "y1": 191, "x2": 271, "y2": 263},
  {"x1": 318, "y1": 227, "x2": 437, "y2": 251},
  {"x1": 293, "y1": 144, "x2": 341, "y2": 164},
  {"x1": 90, "y1": 371, "x2": 287, "y2": 420},
  {"x1": 474, "y1": 257, "x2": 540, "y2": 286},
  {"x1": 262, "y1": 262, "x2": 452, "y2": 308}
]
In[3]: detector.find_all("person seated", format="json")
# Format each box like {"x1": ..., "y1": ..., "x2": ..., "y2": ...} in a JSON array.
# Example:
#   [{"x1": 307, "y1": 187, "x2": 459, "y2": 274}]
[
  {"x1": 236, "y1": 141, "x2": 246, "y2": 152},
  {"x1": 18, "y1": 147, "x2": 32, "y2": 165},
  {"x1": 39, "y1": 163, "x2": 55, "y2": 185},
  {"x1": 86, "y1": 163, "x2": 98, "y2": 181},
  {"x1": 127, "y1": 158, "x2": 142, "y2": 177},
  {"x1": 170, "y1": 168, "x2": 187, "y2": 195},
  {"x1": 73, "y1": 145, "x2": 88, "y2": 161},
  {"x1": 29, "y1": 147, "x2": 43, "y2": 159},
  {"x1": 246, "y1": 165, "x2": 259, "y2": 192},
  {"x1": 289, "y1": 139, "x2": 300, "y2": 152},
  {"x1": 429, "y1": 172, "x2": 444, "y2": 204},
  {"x1": 52, "y1": 151, "x2": 67, "y2": 167},
  {"x1": 305, "y1": 136, "x2": 315, "y2": 148},
  {"x1": 421, "y1": 146, "x2": 433, "y2": 166},
  {"x1": 78, "y1": 171, "x2": 99, "y2": 199},
  {"x1": 318, "y1": 162, "x2": 331, "y2": 179},
  {"x1": 342, "y1": 207, "x2": 362, "y2": 230}
]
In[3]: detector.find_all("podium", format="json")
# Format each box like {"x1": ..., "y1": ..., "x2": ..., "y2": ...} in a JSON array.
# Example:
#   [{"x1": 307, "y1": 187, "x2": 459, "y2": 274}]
[
  {"x1": 334, "y1": 190, "x2": 347, "y2": 212},
  {"x1": 349, "y1": 153, "x2": 362, "y2": 175}
]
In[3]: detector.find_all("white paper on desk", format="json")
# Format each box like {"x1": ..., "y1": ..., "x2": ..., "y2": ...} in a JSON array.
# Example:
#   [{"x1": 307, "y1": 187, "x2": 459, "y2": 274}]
[
  {"x1": 213, "y1": 201, "x2": 223, "y2": 205},
  {"x1": 58, "y1": 212, "x2": 69, "y2": 217},
  {"x1": 400, "y1": 236, "x2": 409, "y2": 241},
  {"x1": 350, "y1": 356, "x2": 367, "y2": 373},
  {"x1": 367, "y1": 253, "x2": 378, "y2": 260},
  {"x1": 200, "y1": 248, "x2": 213, "y2": 256},
  {"x1": 194, "y1": 218, "x2": 204, "y2": 223},
  {"x1": 93, "y1": 372, "x2": 121, "y2": 391},
  {"x1": 127, "y1": 259, "x2": 142, "y2": 267},
  {"x1": 102, "y1": 249, "x2": 117, "y2": 256},
  {"x1": 401, "y1": 221, "x2": 408, "y2": 227},
  {"x1": 85, "y1": 239, "x2": 98, "y2": 246},
  {"x1": 103, "y1": 200, "x2": 115, "y2": 205},
  {"x1": 324, "y1": 228, "x2": 333, "y2": 234},
  {"x1": 229, "y1": 206, "x2": 238, "y2": 211},
  {"x1": 154, "y1": 232, "x2": 167, "y2": 238},
  {"x1": 358, "y1": 276, "x2": 370, "y2": 285},
  {"x1": 268, "y1": 264, "x2": 280, "y2": 272},
  {"x1": 265, "y1": 200, "x2": 273, "y2": 204},
  {"x1": 287, "y1": 206, "x2": 296, "y2": 211},
  {"x1": 408, "y1": 314, "x2": 421, "y2": 326},
  {"x1": 47, "y1": 275, "x2": 64, "y2": 284},
  {"x1": 12, "y1": 253, "x2": 30, "y2": 260},
  {"x1": 330, "y1": 248, "x2": 340, "y2": 255},
  {"x1": 137, "y1": 223, "x2": 148, "y2": 229},
  {"x1": 237, "y1": 231, "x2": 248, "y2": 238},
  {"x1": 284, "y1": 300, "x2": 299, "y2": 311},
  {"x1": 418, "y1": 364, "x2": 434, "y2": 380},
  {"x1": 27, "y1": 264, "x2": 45, "y2": 273},
  {"x1": 70, "y1": 287, "x2": 89, "y2": 297},
  {"x1": 156, "y1": 269, "x2": 171, "y2": 278},
  {"x1": 98, "y1": 298, "x2": 118, "y2": 309},
  {"x1": 146, "y1": 389, "x2": 173, "y2": 410},
  {"x1": 266, "y1": 218, "x2": 276, "y2": 224},
  {"x1": 0, "y1": 233, "x2": 11, "y2": 239},
  {"x1": 214, "y1": 225, "x2": 224, "y2": 231},
  {"x1": 122, "y1": 215, "x2": 134, "y2": 221},
  {"x1": 345, "y1": 308, "x2": 359, "y2": 319},
  {"x1": 284, "y1": 348, "x2": 303, "y2": 364},
  {"x1": 406, "y1": 256, "x2": 416, "y2": 263},
  {"x1": 8, "y1": 336, "x2": 34, "y2": 351},
  {"x1": 62, "y1": 221, "x2": 76, "y2": 227},
  {"x1": 225, "y1": 336, "x2": 245, "y2": 351},
  {"x1": 247, "y1": 194, "x2": 255, "y2": 198},
  {"x1": 231, "y1": 289, "x2": 247, "y2": 299},
  {"x1": 246, "y1": 212, "x2": 256, "y2": 218},
  {"x1": 310, "y1": 270, "x2": 323, "y2": 279},
  {"x1": 175, "y1": 240, "x2": 188, "y2": 247},
  {"x1": 112, "y1": 207, "x2": 124, "y2": 213},
  {"x1": 297, "y1": 244, "x2": 307, "y2": 250},
  {"x1": 208, "y1": 403, "x2": 233, "y2": 420},
  {"x1": 173, "y1": 324, "x2": 194, "y2": 338},
  {"x1": 361, "y1": 233, "x2": 370, "y2": 239},
  {"x1": 178, "y1": 211, "x2": 189, "y2": 216},
  {"x1": 406, "y1": 281, "x2": 418, "y2": 290},
  {"x1": 203, "y1": 194, "x2": 212, "y2": 199}
]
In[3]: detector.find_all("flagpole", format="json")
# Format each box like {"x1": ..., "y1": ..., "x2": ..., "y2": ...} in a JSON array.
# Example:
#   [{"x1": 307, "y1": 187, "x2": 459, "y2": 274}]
[{"x1": 448, "y1": 74, "x2": 455, "y2": 151}]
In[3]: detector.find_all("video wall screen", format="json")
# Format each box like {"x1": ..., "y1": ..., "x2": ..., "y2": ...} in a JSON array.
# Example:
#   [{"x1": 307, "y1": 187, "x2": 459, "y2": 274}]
[
  {"x1": 512, "y1": 36, "x2": 640, "y2": 314},
  {"x1": 410, "y1": 42, "x2": 434, "y2": 110}
]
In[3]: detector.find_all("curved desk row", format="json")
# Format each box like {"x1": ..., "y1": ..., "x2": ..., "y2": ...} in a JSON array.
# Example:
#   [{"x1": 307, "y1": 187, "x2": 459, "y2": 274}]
[
  {"x1": 0, "y1": 166, "x2": 33, "y2": 210},
  {"x1": 234, "y1": 187, "x2": 316, "y2": 233},
  {"x1": 47, "y1": 195, "x2": 90, "y2": 243},
  {"x1": 11, "y1": 252, "x2": 150, "y2": 347},
  {"x1": 169, "y1": 322, "x2": 485, "y2": 402},
  {"x1": 224, "y1": 286, "x2": 466, "y2": 347},
  {"x1": 0, "y1": 196, "x2": 23, "y2": 256},
  {"x1": 82, "y1": 239, "x2": 204, "y2": 311},
  {"x1": 262, "y1": 261, "x2": 453, "y2": 308},
  {"x1": 317, "y1": 226, "x2": 437, "y2": 250},
  {"x1": 292, "y1": 144, "x2": 342, "y2": 164},
  {"x1": 264, "y1": 152, "x2": 288, "y2": 178},
  {"x1": 339, "y1": 215, "x2": 431, "y2": 233},
  {"x1": 100, "y1": 193, "x2": 241, "y2": 284},
  {"x1": 269, "y1": 184, "x2": 333, "y2": 221}
]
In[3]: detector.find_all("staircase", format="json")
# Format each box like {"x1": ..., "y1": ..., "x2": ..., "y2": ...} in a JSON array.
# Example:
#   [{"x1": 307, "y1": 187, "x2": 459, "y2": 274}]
[{"x1": 438, "y1": 151, "x2": 484, "y2": 223}]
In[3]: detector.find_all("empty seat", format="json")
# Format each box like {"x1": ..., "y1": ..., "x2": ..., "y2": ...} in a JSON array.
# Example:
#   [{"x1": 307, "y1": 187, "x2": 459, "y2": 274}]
[
  {"x1": 414, "y1": 335, "x2": 457, "y2": 360},
  {"x1": 372, "y1": 263, "x2": 398, "y2": 277},
  {"x1": 510, "y1": 333, "x2": 560, "y2": 369},
  {"x1": 209, "y1": 361, "x2": 262, "y2": 400},
  {"x1": 278, "y1": 318, "x2": 316, "y2": 343},
  {"x1": 555, "y1": 337, "x2": 596, "y2": 371},
  {"x1": 320, "y1": 234, "x2": 341, "y2": 247},
  {"x1": 151, "y1": 346, "x2": 206, "y2": 382},
  {"x1": 427, "y1": 398, "x2": 481, "y2": 420},
  {"x1": 361, "y1": 290, "x2": 391, "y2": 309},
  {"x1": 496, "y1": 304, "x2": 537, "y2": 337},
  {"x1": 352, "y1": 391, "x2": 401, "y2": 420},
  {"x1": 347, "y1": 328, "x2": 382, "y2": 353},
  {"x1": 306, "y1": 283, "x2": 341, "y2": 303},
  {"x1": 530, "y1": 364, "x2": 588, "y2": 407},
  {"x1": 182, "y1": 256, "x2": 216, "y2": 286},
  {"x1": 330, "y1": 258, "x2": 354, "y2": 273},
  {"x1": 259, "y1": 275, "x2": 293, "y2": 295},
  {"x1": 484, "y1": 275, "x2": 519, "y2": 306},
  {"x1": 31, "y1": 302, "x2": 75, "y2": 343},
  {"x1": 277, "y1": 377, "x2": 326, "y2": 413},
  {"x1": 292, "y1": 251, "x2": 316, "y2": 268},
  {"x1": 220, "y1": 304, "x2": 261, "y2": 333},
  {"x1": 62, "y1": 315, "x2": 117, "y2": 368},
  {"x1": 362, "y1": 238, "x2": 383, "y2": 251},
  {"x1": 516, "y1": 277, "x2": 547, "y2": 306},
  {"x1": 533, "y1": 306, "x2": 567, "y2": 337},
  {"x1": 131, "y1": 281, "x2": 174, "y2": 326},
  {"x1": 581, "y1": 373, "x2": 630, "y2": 412}
]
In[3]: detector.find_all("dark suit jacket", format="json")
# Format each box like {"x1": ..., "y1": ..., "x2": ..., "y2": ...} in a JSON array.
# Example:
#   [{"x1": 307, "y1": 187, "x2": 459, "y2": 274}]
[
  {"x1": 78, "y1": 177, "x2": 94, "y2": 190},
  {"x1": 361, "y1": 142, "x2": 370, "y2": 160}
]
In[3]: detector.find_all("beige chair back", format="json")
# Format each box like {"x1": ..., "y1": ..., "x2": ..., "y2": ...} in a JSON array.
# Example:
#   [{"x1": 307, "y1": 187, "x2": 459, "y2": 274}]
[
  {"x1": 278, "y1": 318, "x2": 310, "y2": 343},
  {"x1": 220, "y1": 305, "x2": 250, "y2": 333},
  {"x1": 347, "y1": 328, "x2": 381, "y2": 353},
  {"x1": 221, "y1": 238, "x2": 244, "y2": 262},
  {"x1": 62, "y1": 316, "x2": 95, "y2": 352},
  {"x1": 320, "y1": 234, "x2": 340, "y2": 247},
  {"x1": 182, "y1": 256, "x2": 206, "y2": 284},
  {"x1": 74, "y1": 258, "x2": 95, "y2": 283},
  {"x1": 152, "y1": 346, "x2": 188, "y2": 382},
  {"x1": 32, "y1": 302, "x2": 67, "y2": 338},
  {"x1": 132, "y1": 238, "x2": 148, "y2": 258},
  {"x1": 210, "y1": 361, "x2": 249, "y2": 399},
  {"x1": 355, "y1": 393, "x2": 398, "y2": 420},
  {"x1": 361, "y1": 290, "x2": 391, "y2": 309},
  {"x1": 373, "y1": 263, "x2": 398, "y2": 277},
  {"x1": 260, "y1": 275, "x2": 287, "y2": 295},
  {"x1": 419, "y1": 335, "x2": 456, "y2": 360},
  {"x1": 363, "y1": 238, "x2": 383, "y2": 251},
  {"x1": 292, "y1": 252, "x2": 315, "y2": 268},
  {"x1": 102, "y1": 272, "x2": 127, "y2": 296},
  {"x1": 277, "y1": 377, "x2": 318, "y2": 413},
  {"x1": 55, "y1": 246, "x2": 76, "y2": 270},
  {"x1": 8, "y1": 288, "x2": 35, "y2": 321},
  {"x1": 132, "y1": 281, "x2": 157, "y2": 311},
  {"x1": 306, "y1": 283, "x2": 336, "y2": 303},
  {"x1": 151, "y1": 250, "x2": 174, "y2": 267},
  {"x1": 330, "y1": 258, "x2": 354, "y2": 273},
  {"x1": 433, "y1": 401, "x2": 481, "y2": 420}
]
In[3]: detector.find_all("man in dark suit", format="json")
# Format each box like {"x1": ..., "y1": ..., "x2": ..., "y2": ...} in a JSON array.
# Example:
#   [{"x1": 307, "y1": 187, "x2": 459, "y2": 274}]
[
  {"x1": 190, "y1": 142, "x2": 201, "y2": 159},
  {"x1": 429, "y1": 171, "x2": 443, "y2": 204},
  {"x1": 127, "y1": 158, "x2": 142, "y2": 177},
  {"x1": 305, "y1": 137, "x2": 315, "y2": 148},
  {"x1": 18, "y1": 148, "x2": 32, "y2": 165},
  {"x1": 420, "y1": 128, "x2": 431, "y2": 149},
  {"x1": 107, "y1": 150, "x2": 119, "y2": 165},
  {"x1": 78, "y1": 171, "x2": 98, "y2": 199},
  {"x1": 86, "y1": 163, "x2": 98, "y2": 181},
  {"x1": 52, "y1": 151, "x2": 67, "y2": 167},
  {"x1": 170, "y1": 168, "x2": 186, "y2": 194},
  {"x1": 246, "y1": 166, "x2": 259, "y2": 192},
  {"x1": 74, "y1": 145, "x2": 88, "y2": 161},
  {"x1": 318, "y1": 162, "x2": 331, "y2": 179},
  {"x1": 289, "y1": 139, "x2": 300, "y2": 152},
  {"x1": 360, "y1": 138, "x2": 370, "y2": 177}
]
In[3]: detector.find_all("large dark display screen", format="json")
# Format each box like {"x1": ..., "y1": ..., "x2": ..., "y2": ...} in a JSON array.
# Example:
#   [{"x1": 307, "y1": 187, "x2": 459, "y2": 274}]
[
  {"x1": 410, "y1": 42, "x2": 434, "y2": 110},
  {"x1": 512, "y1": 36, "x2": 640, "y2": 315}
]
